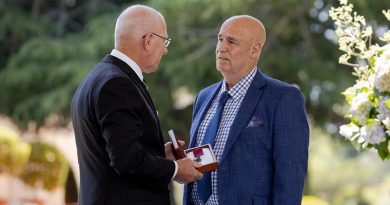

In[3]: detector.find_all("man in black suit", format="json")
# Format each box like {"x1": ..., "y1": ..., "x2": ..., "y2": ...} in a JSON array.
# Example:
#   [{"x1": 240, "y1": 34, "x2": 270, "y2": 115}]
[{"x1": 71, "y1": 5, "x2": 203, "y2": 205}]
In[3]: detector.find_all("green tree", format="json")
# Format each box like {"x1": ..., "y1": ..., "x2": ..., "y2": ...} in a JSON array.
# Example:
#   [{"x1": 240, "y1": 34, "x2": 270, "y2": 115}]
[
  {"x1": 0, "y1": 0, "x2": 389, "y2": 138},
  {"x1": 0, "y1": 1, "x2": 140, "y2": 129}
]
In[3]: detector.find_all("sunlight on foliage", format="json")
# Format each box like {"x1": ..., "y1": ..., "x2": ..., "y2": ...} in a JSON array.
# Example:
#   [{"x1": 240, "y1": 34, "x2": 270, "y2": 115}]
[{"x1": 0, "y1": 126, "x2": 31, "y2": 175}]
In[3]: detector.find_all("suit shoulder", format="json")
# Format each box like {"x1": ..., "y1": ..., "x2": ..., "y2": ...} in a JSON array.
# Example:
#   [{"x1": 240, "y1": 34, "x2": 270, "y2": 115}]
[
  {"x1": 74, "y1": 60, "x2": 134, "y2": 101},
  {"x1": 197, "y1": 82, "x2": 220, "y2": 97},
  {"x1": 194, "y1": 82, "x2": 221, "y2": 103},
  {"x1": 263, "y1": 75, "x2": 302, "y2": 95},
  {"x1": 88, "y1": 60, "x2": 131, "y2": 87}
]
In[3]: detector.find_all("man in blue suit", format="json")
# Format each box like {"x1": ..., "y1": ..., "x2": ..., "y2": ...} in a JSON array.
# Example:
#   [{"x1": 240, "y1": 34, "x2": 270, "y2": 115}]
[{"x1": 184, "y1": 15, "x2": 309, "y2": 204}]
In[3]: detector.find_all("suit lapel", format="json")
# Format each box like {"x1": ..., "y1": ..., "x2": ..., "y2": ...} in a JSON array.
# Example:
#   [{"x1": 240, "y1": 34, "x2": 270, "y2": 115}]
[
  {"x1": 102, "y1": 55, "x2": 162, "y2": 141},
  {"x1": 136, "y1": 83, "x2": 165, "y2": 145},
  {"x1": 189, "y1": 83, "x2": 222, "y2": 148},
  {"x1": 220, "y1": 69, "x2": 266, "y2": 163}
]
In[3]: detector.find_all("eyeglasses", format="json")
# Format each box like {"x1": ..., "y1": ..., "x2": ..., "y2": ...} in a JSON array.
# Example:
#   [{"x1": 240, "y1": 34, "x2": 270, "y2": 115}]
[{"x1": 143, "y1": 32, "x2": 171, "y2": 48}]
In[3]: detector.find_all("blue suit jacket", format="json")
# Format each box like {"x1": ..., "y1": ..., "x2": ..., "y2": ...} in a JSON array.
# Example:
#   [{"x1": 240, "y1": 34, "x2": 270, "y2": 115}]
[{"x1": 184, "y1": 69, "x2": 309, "y2": 205}]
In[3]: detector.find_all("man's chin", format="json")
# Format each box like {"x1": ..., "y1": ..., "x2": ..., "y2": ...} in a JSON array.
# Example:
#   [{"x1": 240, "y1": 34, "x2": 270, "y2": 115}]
[
  {"x1": 144, "y1": 66, "x2": 158, "y2": 73},
  {"x1": 216, "y1": 64, "x2": 229, "y2": 72}
]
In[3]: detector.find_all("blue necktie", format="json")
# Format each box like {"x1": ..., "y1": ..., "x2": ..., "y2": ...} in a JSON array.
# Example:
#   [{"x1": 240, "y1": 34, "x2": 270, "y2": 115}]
[{"x1": 198, "y1": 91, "x2": 231, "y2": 203}]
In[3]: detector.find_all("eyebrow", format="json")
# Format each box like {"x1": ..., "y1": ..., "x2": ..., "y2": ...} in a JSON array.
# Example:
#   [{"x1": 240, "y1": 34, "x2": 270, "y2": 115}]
[
  {"x1": 227, "y1": 36, "x2": 238, "y2": 43},
  {"x1": 218, "y1": 34, "x2": 239, "y2": 43}
]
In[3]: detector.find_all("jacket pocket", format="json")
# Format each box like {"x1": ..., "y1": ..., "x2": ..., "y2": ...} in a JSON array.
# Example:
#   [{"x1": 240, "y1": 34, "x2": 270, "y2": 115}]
[{"x1": 241, "y1": 127, "x2": 271, "y2": 150}]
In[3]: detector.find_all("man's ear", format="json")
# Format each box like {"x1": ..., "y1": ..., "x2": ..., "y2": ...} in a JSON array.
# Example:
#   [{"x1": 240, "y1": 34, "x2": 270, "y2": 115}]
[
  {"x1": 251, "y1": 42, "x2": 262, "y2": 57},
  {"x1": 143, "y1": 33, "x2": 152, "y2": 51}
]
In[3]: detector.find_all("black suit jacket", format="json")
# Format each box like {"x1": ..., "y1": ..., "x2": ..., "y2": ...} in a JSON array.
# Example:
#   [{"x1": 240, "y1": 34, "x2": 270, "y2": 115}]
[{"x1": 71, "y1": 55, "x2": 175, "y2": 205}]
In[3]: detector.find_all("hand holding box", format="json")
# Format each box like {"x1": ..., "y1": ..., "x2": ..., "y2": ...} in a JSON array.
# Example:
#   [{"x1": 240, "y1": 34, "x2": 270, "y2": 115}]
[{"x1": 168, "y1": 130, "x2": 218, "y2": 173}]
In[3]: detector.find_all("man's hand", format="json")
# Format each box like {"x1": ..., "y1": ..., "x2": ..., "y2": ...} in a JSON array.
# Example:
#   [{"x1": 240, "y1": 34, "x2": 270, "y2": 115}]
[
  {"x1": 174, "y1": 158, "x2": 203, "y2": 184},
  {"x1": 165, "y1": 140, "x2": 185, "y2": 160}
]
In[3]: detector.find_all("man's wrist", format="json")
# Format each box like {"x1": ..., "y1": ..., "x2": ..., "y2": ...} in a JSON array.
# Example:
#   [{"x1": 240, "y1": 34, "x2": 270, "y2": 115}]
[{"x1": 171, "y1": 160, "x2": 178, "y2": 180}]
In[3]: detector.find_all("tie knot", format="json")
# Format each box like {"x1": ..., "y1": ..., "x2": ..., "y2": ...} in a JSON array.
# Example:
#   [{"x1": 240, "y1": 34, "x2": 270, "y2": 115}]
[{"x1": 218, "y1": 91, "x2": 231, "y2": 106}]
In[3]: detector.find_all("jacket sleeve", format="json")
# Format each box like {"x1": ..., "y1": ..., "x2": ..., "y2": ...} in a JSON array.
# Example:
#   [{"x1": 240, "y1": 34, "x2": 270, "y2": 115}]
[
  {"x1": 272, "y1": 86, "x2": 309, "y2": 205},
  {"x1": 95, "y1": 76, "x2": 175, "y2": 183}
]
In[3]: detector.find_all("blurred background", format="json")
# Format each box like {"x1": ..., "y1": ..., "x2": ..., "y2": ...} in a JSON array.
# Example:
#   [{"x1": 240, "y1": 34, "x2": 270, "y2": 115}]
[{"x1": 0, "y1": 0, "x2": 390, "y2": 204}]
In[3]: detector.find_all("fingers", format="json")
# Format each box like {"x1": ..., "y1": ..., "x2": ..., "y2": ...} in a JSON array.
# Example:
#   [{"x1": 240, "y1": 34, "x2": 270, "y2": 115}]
[
  {"x1": 164, "y1": 142, "x2": 175, "y2": 160},
  {"x1": 191, "y1": 160, "x2": 203, "y2": 168},
  {"x1": 194, "y1": 169, "x2": 203, "y2": 180},
  {"x1": 174, "y1": 158, "x2": 203, "y2": 184},
  {"x1": 164, "y1": 142, "x2": 173, "y2": 150},
  {"x1": 178, "y1": 140, "x2": 186, "y2": 147},
  {"x1": 165, "y1": 140, "x2": 187, "y2": 160}
]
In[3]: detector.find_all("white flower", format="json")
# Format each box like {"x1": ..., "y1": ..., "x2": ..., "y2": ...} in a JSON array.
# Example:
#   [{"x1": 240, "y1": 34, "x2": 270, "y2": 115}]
[
  {"x1": 339, "y1": 123, "x2": 359, "y2": 140},
  {"x1": 360, "y1": 119, "x2": 386, "y2": 144},
  {"x1": 362, "y1": 26, "x2": 372, "y2": 38},
  {"x1": 380, "y1": 31, "x2": 390, "y2": 42},
  {"x1": 383, "y1": 117, "x2": 390, "y2": 128},
  {"x1": 383, "y1": 10, "x2": 390, "y2": 21},
  {"x1": 367, "y1": 74, "x2": 375, "y2": 86},
  {"x1": 356, "y1": 41, "x2": 367, "y2": 52},
  {"x1": 350, "y1": 92, "x2": 374, "y2": 125},
  {"x1": 340, "y1": 0, "x2": 348, "y2": 5},
  {"x1": 343, "y1": 86, "x2": 356, "y2": 95},
  {"x1": 377, "y1": 97, "x2": 390, "y2": 120},
  {"x1": 339, "y1": 54, "x2": 350, "y2": 64},
  {"x1": 342, "y1": 80, "x2": 371, "y2": 104},
  {"x1": 354, "y1": 79, "x2": 371, "y2": 89},
  {"x1": 373, "y1": 45, "x2": 390, "y2": 92},
  {"x1": 383, "y1": 117, "x2": 390, "y2": 135},
  {"x1": 373, "y1": 72, "x2": 390, "y2": 92}
]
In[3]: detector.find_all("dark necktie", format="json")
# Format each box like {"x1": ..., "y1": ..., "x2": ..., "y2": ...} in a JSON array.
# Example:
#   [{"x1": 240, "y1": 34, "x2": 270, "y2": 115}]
[{"x1": 198, "y1": 91, "x2": 231, "y2": 203}]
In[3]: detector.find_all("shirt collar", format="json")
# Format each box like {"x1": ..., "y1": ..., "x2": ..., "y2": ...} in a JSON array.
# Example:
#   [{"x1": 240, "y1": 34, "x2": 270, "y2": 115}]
[
  {"x1": 221, "y1": 67, "x2": 257, "y2": 101},
  {"x1": 110, "y1": 49, "x2": 144, "y2": 82}
]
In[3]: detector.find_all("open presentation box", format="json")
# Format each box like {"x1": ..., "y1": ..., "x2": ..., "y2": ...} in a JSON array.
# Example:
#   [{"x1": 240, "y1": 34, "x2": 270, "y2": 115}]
[
  {"x1": 184, "y1": 144, "x2": 218, "y2": 173},
  {"x1": 168, "y1": 130, "x2": 218, "y2": 173}
]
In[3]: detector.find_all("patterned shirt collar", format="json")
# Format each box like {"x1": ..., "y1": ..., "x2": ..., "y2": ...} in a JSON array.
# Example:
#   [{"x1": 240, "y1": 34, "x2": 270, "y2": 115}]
[{"x1": 220, "y1": 67, "x2": 258, "y2": 101}]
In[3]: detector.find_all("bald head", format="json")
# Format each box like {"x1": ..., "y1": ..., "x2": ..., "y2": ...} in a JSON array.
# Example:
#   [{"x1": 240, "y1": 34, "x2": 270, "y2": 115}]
[
  {"x1": 216, "y1": 15, "x2": 266, "y2": 87},
  {"x1": 222, "y1": 15, "x2": 266, "y2": 48},
  {"x1": 113, "y1": 5, "x2": 168, "y2": 73},
  {"x1": 114, "y1": 5, "x2": 165, "y2": 49}
]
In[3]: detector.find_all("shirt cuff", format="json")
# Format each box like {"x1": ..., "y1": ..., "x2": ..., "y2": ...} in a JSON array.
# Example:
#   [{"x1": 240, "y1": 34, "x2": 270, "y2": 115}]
[{"x1": 171, "y1": 161, "x2": 178, "y2": 180}]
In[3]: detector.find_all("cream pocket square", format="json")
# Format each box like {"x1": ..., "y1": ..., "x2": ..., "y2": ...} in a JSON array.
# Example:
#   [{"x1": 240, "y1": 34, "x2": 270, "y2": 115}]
[{"x1": 247, "y1": 116, "x2": 263, "y2": 128}]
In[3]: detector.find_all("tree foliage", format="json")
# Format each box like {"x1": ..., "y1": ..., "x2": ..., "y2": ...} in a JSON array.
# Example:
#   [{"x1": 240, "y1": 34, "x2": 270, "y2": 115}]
[
  {"x1": 0, "y1": 0, "x2": 389, "y2": 137},
  {"x1": 0, "y1": 1, "x2": 128, "y2": 128}
]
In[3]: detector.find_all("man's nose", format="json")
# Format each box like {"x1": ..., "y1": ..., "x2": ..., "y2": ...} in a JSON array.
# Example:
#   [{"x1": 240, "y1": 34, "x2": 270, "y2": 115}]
[{"x1": 216, "y1": 42, "x2": 226, "y2": 52}]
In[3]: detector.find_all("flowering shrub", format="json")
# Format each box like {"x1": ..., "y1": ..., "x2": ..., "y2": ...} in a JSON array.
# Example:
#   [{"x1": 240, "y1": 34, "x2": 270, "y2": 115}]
[
  {"x1": 329, "y1": 0, "x2": 390, "y2": 160},
  {"x1": 20, "y1": 141, "x2": 69, "y2": 191},
  {"x1": 0, "y1": 126, "x2": 31, "y2": 175}
]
